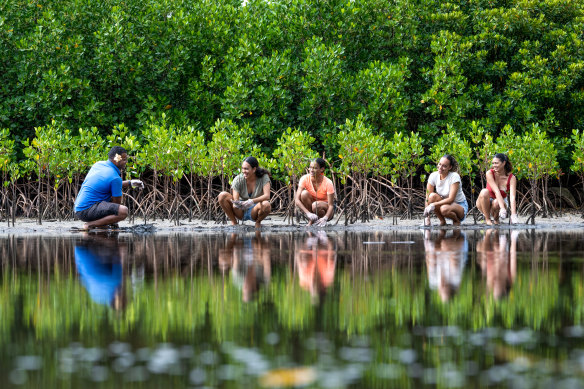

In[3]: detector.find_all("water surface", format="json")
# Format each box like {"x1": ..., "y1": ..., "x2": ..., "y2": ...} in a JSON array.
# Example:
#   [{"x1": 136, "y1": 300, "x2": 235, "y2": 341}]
[{"x1": 1, "y1": 229, "x2": 584, "y2": 388}]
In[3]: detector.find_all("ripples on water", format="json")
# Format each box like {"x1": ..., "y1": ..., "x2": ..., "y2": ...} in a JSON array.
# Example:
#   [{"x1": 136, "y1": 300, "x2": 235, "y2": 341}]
[{"x1": 1, "y1": 229, "x2": 584, "y2": 388}]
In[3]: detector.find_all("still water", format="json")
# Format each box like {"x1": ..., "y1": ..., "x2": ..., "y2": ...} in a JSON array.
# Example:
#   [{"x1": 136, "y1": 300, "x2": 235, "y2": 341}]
[{"x1": 1, "y1": 229, "x2": 584, "y2": 388}]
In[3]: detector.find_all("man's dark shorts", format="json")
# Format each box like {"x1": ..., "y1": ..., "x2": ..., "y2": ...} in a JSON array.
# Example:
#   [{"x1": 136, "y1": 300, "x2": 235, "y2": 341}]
[{"x1": 75, "y1": 201, "x2": 119, "y2": 222}]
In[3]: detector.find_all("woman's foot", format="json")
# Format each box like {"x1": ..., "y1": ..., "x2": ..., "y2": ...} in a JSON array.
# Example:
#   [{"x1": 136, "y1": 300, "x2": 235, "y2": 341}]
[{"x1": 424, "y1": 216, "x2": 431, "y2": 226}]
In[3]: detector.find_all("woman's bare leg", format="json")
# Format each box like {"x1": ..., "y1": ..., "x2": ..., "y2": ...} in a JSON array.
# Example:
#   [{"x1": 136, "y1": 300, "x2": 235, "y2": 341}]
[
  {"x1": 218, "y1": 192, "x2": 243, "y2": 225},
  {"x1": 252, "y1": 201, "x2": 272, "y2": 228},
  {"x1": 428, "y1": 193, "x2": 446, "y2": 225},
  {"x1": 299, "y1": 190, "x2": 316, "y2": 225},
  {"x1": 440, "y1": 203, "x2": 464, "y2": 226},
  {"x1": 476, "y1": 189, "x2": 493, "y2": 225}
]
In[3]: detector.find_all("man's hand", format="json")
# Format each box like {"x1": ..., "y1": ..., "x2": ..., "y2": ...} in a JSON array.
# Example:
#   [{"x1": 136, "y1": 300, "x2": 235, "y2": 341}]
[
  {"x1": 306, "y1": 212, "x2": 319, "y2": 222},
  {"x1": 130, "y1": 179, "x2": 144, "y2": 189}
]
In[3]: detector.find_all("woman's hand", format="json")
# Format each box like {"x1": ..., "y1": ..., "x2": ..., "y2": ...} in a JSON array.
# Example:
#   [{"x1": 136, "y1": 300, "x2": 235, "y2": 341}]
[
  {"x1": 315, "y1": 217, "x2": 328, "y2": 227},
  {"x1": 306, "y1": 212, "x2": 319, "y2": 222},
  {"x1": 423, "y1": 204, "x2": 435, "y2": 216},
  {"x1": 499, "y1": 208, "x2": 507, "y2": 219},
  {"x1": 510, "y1": 214, "x2": 518, "y2": 224},
  {"x1": 240, "y1": 199, "x2": 255, "y2": 210}
]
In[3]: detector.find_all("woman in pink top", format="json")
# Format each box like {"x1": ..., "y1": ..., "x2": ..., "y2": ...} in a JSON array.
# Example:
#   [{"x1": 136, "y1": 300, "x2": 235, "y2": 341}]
[
  {"x1": 295, "y1": 158, "x2": 335, "y2": 226},
  {"x1": 476, "y1": 153, "x2": 518, "y2": 225}
]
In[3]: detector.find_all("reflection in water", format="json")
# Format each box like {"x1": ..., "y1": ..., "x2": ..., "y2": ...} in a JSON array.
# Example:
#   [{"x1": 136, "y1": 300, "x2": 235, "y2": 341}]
[
  {"x1": 295, "y1": 232, "x2": 336, "y2": 304},
  {"x1": 477, "y1": 229, "x2": 518, "y2": 299},
  {"x1": 423, "y1": 229, "x2": 468, "y2": 302},
  {"x1": 4, "y1": 231, "x2": 584, "y2": 388},
  {"x1": 74, "y1": 233, "x2": 127, "y2": 310},
  {"x1": 218, "y1": 232, "x2": 271, "y2": 302}
]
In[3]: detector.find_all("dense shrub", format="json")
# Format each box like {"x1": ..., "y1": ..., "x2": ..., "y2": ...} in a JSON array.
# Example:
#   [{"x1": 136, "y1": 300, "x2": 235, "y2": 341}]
[{"x1": 1, "y1": 0, "x2": 583, "y2": 221}]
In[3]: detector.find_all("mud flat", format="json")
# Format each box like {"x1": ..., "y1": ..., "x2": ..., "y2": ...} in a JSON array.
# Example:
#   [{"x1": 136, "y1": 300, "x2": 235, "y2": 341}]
[{"x1": 0, "y1": 212, "x2": 583, "y2": 235}]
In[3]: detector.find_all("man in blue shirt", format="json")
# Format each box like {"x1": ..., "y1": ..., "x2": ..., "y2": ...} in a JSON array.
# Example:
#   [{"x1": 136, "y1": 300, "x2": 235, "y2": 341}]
[{"x1": 74, "y1": 146, "x2": 143, "y2": 229}]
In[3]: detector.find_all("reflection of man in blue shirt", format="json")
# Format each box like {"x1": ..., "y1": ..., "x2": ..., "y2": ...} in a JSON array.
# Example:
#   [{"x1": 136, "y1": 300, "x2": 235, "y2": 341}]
[
  {"x1": 74, "y1": 146, "x2": 142, "y2": 230},
  {"x1": 74, "y1": 235, "x2": 126, "y2": 309}
]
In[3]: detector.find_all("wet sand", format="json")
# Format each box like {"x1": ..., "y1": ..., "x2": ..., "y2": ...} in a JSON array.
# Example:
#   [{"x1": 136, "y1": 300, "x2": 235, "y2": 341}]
[{"x1": 0, "y1": 211, "x2": 583, "y2": 234}]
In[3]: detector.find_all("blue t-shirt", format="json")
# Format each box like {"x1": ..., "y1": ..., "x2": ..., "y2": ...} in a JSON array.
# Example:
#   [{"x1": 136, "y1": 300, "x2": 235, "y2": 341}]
[
  {"x1": 74, "y1": 245, "x2": 122, "y2": 306},
  {"x1": 74, "y1": 160, "x2": 123, "y2": 212}
]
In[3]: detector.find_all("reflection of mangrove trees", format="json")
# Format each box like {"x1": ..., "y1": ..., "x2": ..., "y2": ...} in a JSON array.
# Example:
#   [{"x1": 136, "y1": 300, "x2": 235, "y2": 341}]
[{"x1": 1, "y1": 232, "x2": 583, "y2": 345}]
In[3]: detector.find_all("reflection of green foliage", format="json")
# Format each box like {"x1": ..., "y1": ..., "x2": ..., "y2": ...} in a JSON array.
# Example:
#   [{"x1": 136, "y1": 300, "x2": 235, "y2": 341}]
[{"x1": 0, "y1": 255, "x2": 576, "y2": 345}]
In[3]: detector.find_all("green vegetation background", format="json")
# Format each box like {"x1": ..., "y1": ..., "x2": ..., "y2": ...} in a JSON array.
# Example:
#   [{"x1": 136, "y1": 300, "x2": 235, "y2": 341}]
[{"x1": 1, "y1": 0, "x2": 584, "y2": 215}]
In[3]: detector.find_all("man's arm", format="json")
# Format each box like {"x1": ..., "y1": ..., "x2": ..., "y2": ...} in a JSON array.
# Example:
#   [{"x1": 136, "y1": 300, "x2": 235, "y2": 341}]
[{"x1": 111, "y1": 196, "x2": 122, "y2": 204}]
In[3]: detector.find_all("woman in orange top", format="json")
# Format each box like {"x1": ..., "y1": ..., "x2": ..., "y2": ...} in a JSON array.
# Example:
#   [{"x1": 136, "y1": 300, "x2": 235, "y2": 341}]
[{"x1": 295, "y1": 158, "x2": 335, "y2": 226}]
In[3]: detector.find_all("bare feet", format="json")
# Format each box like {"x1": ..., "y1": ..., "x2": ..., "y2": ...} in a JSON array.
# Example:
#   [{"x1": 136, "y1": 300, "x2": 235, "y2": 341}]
[{"x1": 424, "y1": 216, "x2": 431, "y2": 226}]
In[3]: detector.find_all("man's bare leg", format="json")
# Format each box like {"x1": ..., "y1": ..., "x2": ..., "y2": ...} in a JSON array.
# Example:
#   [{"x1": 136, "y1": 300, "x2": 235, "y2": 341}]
[{"x1": 83, "y1": 205, "x2": 128, "y2": 230}]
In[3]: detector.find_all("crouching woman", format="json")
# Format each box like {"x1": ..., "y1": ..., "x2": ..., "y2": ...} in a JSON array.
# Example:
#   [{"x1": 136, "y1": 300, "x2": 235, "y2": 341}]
[
  {"x1": 218, "y1": 157, "x2": 271, "y2": 228},
  {"x1": 424, "y1": 155, "x2": 468, "y2": 226}
]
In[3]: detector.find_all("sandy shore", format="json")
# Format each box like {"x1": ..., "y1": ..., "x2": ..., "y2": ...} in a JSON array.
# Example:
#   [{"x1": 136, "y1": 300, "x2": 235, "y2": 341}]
[{"x1": 0, "y1": 211, "x2": 583, "y2": 234}]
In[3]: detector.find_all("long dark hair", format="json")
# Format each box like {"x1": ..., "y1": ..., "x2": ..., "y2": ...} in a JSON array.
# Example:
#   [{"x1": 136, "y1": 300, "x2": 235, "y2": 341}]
[
  {"x1": 442, "y1": 154, "x2": 459, "y2": 173},
  {"x1": 243, "y1": 156, "x2": 270, "y2": 178},
  {"x1": 494, "y1": 153, "x2": 513, "y2": 174},
  {"x1": 312, "y1": 157, "x2": 326, "y2": 169}
]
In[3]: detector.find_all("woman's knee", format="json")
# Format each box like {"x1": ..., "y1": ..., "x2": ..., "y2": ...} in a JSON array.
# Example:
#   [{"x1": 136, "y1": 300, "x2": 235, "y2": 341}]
[
  {"x1": 218, "y1": 191, "x2": 231, "y2": 203},
  {"x1": 428, "y1": 193, "x2": 442, "y2": 203},
  {"x1": 478, "y1": 189, "x2": 490, "y2": 200},
  {"x1": 261, "y1": 201, "x2": 271, "y2": 213}
]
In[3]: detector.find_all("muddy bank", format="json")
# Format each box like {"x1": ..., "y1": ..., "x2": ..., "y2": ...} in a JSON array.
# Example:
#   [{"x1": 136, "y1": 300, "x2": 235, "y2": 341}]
[{"x1": 0, "y1": 212, "x2": 583, "y2": 235}]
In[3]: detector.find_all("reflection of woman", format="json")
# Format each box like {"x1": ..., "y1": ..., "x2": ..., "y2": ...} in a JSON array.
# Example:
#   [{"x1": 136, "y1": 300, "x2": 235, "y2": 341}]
[
  {"x1": 218, "y1": 156, "x2": 272, "y2": 228},
  {"x1": 476, "y1": 229, "x2": 518, "y2": 299},
  {"x1": 218, "y1": 232, "x2": 271, "y2": 302},
  {"x1": 74, "y1": 234, "x2": 127, "y2": 310},
  {"x1": 424, "y1": 155, "x2": 468, "y2": 226},
  {"x1": 295, "y1": 158, "x2": 335, "y2": 227},
  {"x1": 476, "y1": 153, "x2": 518, "y2": 225},
  {"x1": 424, "y1": 229, "x2": 468, "y2": 302},
  {"x1": 295, "y1": 232, "x2": 336, "y2": 303}
]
